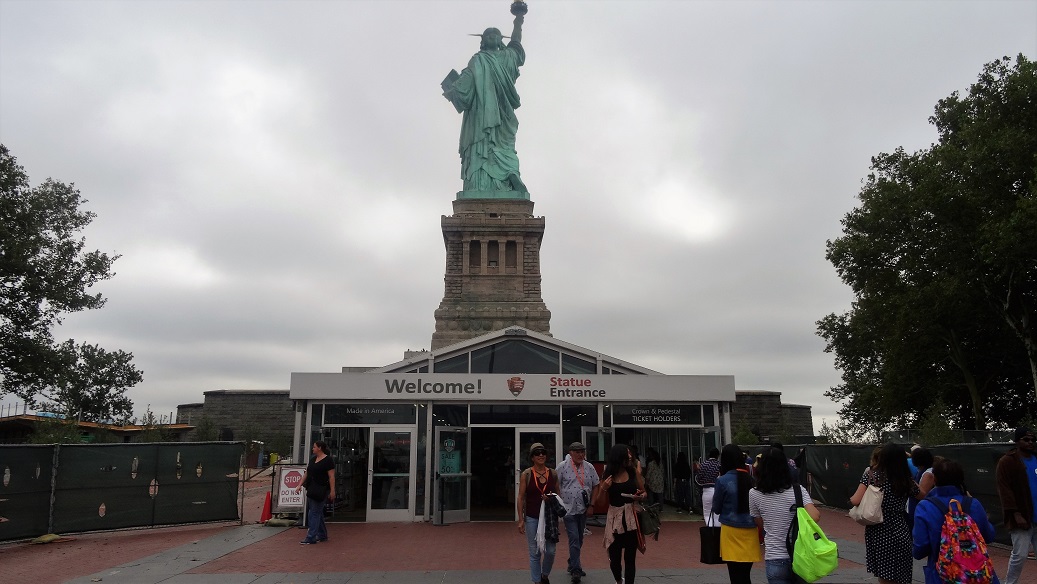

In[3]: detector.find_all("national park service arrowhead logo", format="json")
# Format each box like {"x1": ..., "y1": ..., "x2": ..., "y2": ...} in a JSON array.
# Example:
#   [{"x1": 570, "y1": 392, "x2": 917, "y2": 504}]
[{"x1": 507, "y1": 376, "x2": 525, "y2": 397}]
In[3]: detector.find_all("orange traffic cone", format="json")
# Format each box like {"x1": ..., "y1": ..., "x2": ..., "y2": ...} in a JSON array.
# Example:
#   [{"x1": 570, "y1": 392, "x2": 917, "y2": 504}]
[{"x1": 259, "y1": 491, "x2": 272, "y2": 523}]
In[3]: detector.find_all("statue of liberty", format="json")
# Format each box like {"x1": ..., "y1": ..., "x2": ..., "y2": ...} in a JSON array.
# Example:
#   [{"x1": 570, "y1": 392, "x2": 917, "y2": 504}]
[{"x1": 442, "y1": 5, "x2": 528, "y2": 198}]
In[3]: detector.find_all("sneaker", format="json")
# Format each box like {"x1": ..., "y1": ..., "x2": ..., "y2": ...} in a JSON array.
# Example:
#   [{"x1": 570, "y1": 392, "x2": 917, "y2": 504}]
[
  {"x1": 677, "y1": 509, "x2": 684, "y2": 513},
  {"x1": 571, "y1": 576, "x2": 580, "y2": 584},
  {"x1": 316, "y1": 537, "x2": 327, "y2": 543},
  {"x1": 541, "y1": 575, "x2": 550, "y2": 584},
  {"x1": 578, "y1": 569, "x2": 587, "y2": 577},
  {"x1": 299, "y1": 539, "x2": 316, "y2": 545},
  {"x1": 584, "y1": 528, "x2": 591, "y2": 536}
]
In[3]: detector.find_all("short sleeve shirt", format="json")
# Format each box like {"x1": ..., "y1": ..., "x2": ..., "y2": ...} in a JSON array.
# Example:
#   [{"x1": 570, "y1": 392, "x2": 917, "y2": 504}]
[
  {"x1": 749, "y1": 486, "x2": 813, "y2": 560},
  {"x1": 556, "y1": 457, "x2": 600, "y2": 514}
]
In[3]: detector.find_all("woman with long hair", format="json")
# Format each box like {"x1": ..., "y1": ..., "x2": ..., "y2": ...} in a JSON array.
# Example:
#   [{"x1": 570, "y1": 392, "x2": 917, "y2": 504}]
[
  {"x1": 749, "y1": 448, "x2": 821, "y2": 584},
  {"x1": 297, "y1": 440, "x2": 335, "y2": 545},
  {"x1": 597, "y1": 443, "x2": 646, "y2": 584},
  {"x1": 850, "y1": 442, "x2": 921, "y2": 584},
  {"x1": 911, "y1": 458, "x2": 999, "y2": 584},
  {"x1": 712, "y1": 443, "x2": 760, "y2": 584}
]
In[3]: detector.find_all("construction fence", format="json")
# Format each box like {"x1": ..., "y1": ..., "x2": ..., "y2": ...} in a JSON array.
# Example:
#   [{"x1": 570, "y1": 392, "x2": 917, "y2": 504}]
[{"x1": 0, "y1": 442, "x2": 244, "y2": 542}]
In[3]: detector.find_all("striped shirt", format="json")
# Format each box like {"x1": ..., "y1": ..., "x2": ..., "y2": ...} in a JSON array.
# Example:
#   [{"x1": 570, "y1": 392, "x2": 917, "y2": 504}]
[
  {"x1": 748, "y1": 486, "x2": 813, "y2": 560},
  {"x1": 696, "y1": 458, "x2": 721, "y2": 487}
]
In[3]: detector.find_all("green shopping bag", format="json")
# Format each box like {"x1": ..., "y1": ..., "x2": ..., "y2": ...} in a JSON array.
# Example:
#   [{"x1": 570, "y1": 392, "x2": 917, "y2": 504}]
[{"x1": 786, "y1": 484, "x2": 839, "y2": 583}]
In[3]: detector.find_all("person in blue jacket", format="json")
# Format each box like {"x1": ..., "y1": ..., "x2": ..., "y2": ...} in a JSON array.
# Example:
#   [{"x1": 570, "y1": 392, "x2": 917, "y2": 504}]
[
  {"x1": 712, "y1": 443, "x2": 760, "y2": 584},
  {"x1": 912, "y1": 457, "x2": 1000, "y2": 584}
]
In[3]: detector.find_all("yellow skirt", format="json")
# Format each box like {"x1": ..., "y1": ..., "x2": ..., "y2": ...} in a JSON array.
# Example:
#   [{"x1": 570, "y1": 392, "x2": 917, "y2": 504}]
[{"x1": 720, "y1": 525, "x2": 762, "y2": 563}]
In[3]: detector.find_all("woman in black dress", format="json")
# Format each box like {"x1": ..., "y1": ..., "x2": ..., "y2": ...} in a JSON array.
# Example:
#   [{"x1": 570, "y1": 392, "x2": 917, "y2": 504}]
[{"x1": 849, "y1": 442, "x2": 921, "y2": 584}]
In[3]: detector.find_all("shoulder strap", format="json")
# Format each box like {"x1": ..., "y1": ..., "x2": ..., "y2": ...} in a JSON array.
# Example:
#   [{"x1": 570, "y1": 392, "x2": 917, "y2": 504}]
[{"x1": 792, "y1": 482, "x2": 804, "y2": 508}]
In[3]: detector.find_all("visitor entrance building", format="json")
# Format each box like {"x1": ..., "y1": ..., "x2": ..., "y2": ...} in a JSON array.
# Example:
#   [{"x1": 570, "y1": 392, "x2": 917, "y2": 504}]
[{"x1": 289, "y1": 327, "x2": 735, "y2": 523}]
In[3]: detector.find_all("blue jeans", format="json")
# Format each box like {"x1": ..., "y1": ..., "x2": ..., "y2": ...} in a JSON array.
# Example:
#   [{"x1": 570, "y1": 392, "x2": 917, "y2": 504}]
[
  {"x1": 304, "y1": 497, "x2": 327, "y2": 542},
  {"x1": 525, "y1": 515, "x2": 556, "y2": 582},
  {"x1": 1007, "y1": 526, "x2": 1037, "y2": 584},
  {"x1": 563, "y1": 513, "x2": 587, "y2": 575},
  {"x1": 765, "y1": 558, "x2": 793, "y2": 584}
]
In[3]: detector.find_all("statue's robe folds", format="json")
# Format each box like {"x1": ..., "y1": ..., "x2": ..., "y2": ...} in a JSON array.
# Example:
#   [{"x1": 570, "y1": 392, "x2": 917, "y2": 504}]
[{"x1": 445, "y1": 40, "x2": 526, "y2": 193}]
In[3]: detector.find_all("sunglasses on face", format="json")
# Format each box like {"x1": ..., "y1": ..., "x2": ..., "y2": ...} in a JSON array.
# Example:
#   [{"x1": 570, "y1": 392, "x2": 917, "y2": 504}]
[
  {"x1": 532, "y1": 449, "x2": 548, "y2": 456},
  {"x1": 1020, "y1": 436, "x2": 1035, "y2": 443}
]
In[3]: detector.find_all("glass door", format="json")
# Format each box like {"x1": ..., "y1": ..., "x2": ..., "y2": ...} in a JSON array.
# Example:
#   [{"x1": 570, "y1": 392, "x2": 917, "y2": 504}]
[
  {"x1": 581, "y1": 426, "x2": 613, "y2": 464},
  {"x1": 367, "y1": 428, "x2": 415, "y2": 522},
  {"x1": 433, "y1": 426, "x2": 471, "y2": 524},
  {"x1": 515, "y1": 428, "x2": 558, "y2": 519}
]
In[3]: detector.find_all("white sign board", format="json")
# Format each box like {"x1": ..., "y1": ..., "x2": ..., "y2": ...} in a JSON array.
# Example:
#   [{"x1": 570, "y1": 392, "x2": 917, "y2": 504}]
[
  {"x1": 273, "y1": 464, "x2": 307, "y2": 513},
  {"x1": 290, "y1": 373, "x2": 735, "y2": 402}
]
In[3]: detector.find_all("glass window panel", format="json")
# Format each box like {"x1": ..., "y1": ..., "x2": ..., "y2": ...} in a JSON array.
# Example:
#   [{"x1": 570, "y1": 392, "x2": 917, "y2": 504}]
[
  {"x1": 434, "y1": 353, "x2": 469, "y2": 373},
  {"x1": 689, "y1": 405, "x2": 702, "y2": 425},
  {"x1": 470, "y1": 404, "x2": 560, "y2": 425},
  {"x1": 470, "y1": 340, "x2": 560, "y2": 374},
  {"x1": 704, "y1": 405, "x2": 715, "y2": 427},
  {"x1": 561, "y1": 405, "x2": 597, "y2": 448},
  {"x1": 324, "y1": 404, "x2": 416, "y2": 425},
  {"x1": 310, "y1": 404, "x2": 323, "y2": 427},
  {"x1": 561, "y1": 354, "x2": 596, "y2": 374},
  {"x1": 432, "y1": 404, "x2": 468, "y2": 427}
]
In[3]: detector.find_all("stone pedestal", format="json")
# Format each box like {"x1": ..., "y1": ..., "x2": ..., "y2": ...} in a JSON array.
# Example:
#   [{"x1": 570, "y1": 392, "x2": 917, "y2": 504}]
[{"x1": 431, "y1": 198, "x2": 552, "y2": 350}]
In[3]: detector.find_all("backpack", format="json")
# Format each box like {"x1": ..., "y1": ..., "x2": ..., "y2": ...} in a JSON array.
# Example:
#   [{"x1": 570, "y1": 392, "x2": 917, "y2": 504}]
[
  {"x1": 931, "y1": 496, "x2": 995, "y2": 584},
  {"x1": 786, "y1": 483, "x2": 839, "y2": 583}
]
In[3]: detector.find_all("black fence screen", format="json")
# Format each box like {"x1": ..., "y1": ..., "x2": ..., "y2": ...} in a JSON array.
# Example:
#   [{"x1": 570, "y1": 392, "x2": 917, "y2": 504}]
[
  {"x1": 0, "y1": 442, "x2": 243, "y2": 541},
  {"x1": 0, "y1": 445, "x2": 55, "y2": 540},
  {"x1": 784, "y1": 442, "x2": 1014, "y2": 545}
]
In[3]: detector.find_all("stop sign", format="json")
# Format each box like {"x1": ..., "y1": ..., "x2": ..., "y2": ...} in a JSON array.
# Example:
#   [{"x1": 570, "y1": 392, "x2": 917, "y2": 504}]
[{"x1": 283, "y1": 469, "x2": 303, "y2": 488}]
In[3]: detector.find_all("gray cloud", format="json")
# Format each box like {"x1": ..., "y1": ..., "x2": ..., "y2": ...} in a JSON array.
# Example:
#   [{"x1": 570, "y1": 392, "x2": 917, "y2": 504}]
[{"x1": 2, "y1": 0, "x2": 1034, "y2": 427}]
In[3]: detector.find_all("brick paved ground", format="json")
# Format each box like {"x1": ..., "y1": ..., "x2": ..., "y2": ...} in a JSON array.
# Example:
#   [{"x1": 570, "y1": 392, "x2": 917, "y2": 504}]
[{"x1": 0, "y1": 471, "x2": 1021, "y2": 584}]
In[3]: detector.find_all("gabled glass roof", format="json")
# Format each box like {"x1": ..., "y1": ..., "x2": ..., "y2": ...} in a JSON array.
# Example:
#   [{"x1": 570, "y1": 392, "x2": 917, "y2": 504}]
[{"x1": 375, "y1": 327, "x2": 658, "y2": 375}]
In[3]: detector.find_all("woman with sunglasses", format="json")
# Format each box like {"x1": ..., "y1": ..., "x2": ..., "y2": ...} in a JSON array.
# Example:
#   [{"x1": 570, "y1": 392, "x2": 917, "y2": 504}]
[
  {"x1": 518, "y1": 442, "x2": 560, "y2": 584},
  {"x1": 598, "y1": 443, "x2": 647, "y2": 584}
]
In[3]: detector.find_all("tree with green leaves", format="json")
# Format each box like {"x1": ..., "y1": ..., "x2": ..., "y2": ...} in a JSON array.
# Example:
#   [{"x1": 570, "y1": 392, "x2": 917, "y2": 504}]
[
  {"x1": 732, "y1": 417, "x2": 759, "y2": 445},
  {"x1": 819, "y1": 55, "x2": 1037, "y2": 433},
  {"x1": 1, "y1": 144, "x2": 142, "y2": 417},
  {"x1": 42, "y1": 340, "x2": 142, "y2": 422}
]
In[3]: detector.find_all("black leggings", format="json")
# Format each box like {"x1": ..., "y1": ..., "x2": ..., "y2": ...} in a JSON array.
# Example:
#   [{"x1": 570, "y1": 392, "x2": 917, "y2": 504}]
[
  {"x1": 726, "y1": 561, "x2": 752, "y2": 584},
  {"x1": 608, "y1": 530, "x2": 638, "y2": 583}
]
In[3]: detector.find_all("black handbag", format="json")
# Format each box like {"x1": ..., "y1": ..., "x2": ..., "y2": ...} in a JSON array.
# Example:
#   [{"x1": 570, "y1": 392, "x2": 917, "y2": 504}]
[
  {"x1": 699, "y1": 514, "x2": 724, "y2": 564},
  {"x1": 637, "y1": 503, "x2": 661, "y2": 539}
]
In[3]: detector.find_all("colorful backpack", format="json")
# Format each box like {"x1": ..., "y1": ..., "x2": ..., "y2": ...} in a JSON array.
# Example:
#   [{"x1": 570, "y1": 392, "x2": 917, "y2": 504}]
[{"x1": 932, "y1": 496, "x2": 995, "y2": 584}]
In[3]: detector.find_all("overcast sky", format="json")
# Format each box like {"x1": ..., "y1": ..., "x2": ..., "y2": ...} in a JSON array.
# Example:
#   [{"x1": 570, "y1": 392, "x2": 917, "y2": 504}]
[{"x1": 1, "y1": 0, "x2": 1034, "y2": 429}]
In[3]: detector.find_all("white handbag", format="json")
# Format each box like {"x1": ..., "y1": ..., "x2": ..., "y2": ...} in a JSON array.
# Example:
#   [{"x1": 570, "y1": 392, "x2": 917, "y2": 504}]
[{"x1": 849, "y1": 470, "x2": 884, "y2": 526}]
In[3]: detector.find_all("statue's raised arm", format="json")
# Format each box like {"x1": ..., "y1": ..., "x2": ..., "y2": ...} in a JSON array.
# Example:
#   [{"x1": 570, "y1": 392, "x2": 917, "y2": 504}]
[
  {"x1": 441, "y1": 2, "x2": 529, "y2": 198},
  {"x1": 510, "y1": 14, "x2": 523, "y2": 45}
]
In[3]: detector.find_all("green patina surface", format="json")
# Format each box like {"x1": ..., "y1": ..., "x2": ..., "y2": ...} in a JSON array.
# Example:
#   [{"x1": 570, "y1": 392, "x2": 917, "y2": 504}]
[{"x1": 442, "y1": 9, "x2": 529, "y2": 200}]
